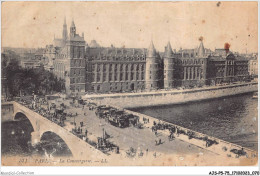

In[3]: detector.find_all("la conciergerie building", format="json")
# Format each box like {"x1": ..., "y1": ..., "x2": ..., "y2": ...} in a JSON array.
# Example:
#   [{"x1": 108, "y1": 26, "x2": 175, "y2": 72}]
[{"x1": 47, "y1": 19, "x2": 250, "y2": 94}]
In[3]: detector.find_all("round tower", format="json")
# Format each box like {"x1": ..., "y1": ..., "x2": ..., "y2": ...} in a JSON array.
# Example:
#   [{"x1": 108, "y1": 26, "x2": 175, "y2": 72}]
[
  {"x1": 163, "y1": 42, "x2": 175, "y2": 89},
  {"x1": 145, "y1": 41, "x2": 160, "y2": 90}
]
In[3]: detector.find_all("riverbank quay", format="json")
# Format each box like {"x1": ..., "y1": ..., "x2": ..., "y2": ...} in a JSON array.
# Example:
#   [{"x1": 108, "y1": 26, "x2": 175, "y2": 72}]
[
  {"x1": 84, "y1": 99, "x2": 258, "y2": 165},
  {"x1": 83, "y1": 82, "x2": 258, "y2": 108}
]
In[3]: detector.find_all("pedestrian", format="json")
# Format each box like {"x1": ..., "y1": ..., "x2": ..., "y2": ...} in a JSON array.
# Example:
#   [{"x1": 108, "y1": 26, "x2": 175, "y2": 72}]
[
  {"x1": 147, "y1": 118, "x2": 149, "y2": 123},
  {"x1": 85, "y1": 129, "x2": 88, "y2": 137}
]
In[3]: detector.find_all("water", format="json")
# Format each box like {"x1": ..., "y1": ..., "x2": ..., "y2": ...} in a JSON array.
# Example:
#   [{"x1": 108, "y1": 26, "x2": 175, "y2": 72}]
[
  {"x1": 1, "y1": 116, "x2": 72, "y2": 157},
  {"x1": 131, "y1": 93, "x2": 258, "y2": 151}
]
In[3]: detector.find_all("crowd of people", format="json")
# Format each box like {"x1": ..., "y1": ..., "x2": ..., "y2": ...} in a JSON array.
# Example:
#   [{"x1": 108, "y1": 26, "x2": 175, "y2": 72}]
[
  {"x1": 18, "y1": 95, "x2": 121, "y2": 155},
  {"x1": 151, "y1": 120, "x2": 220, "y2": 148}
]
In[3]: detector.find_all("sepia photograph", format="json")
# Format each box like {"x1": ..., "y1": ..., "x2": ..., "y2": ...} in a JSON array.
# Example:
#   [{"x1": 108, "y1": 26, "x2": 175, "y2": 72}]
[{"x1": 0, "y1": 0, "x2": 258, "y2": 173}]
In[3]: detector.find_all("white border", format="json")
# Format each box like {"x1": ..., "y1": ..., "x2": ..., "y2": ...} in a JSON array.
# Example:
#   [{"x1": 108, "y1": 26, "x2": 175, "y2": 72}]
[{"x1": 0, "y1": 0, "x2": 259, "y2": 175}]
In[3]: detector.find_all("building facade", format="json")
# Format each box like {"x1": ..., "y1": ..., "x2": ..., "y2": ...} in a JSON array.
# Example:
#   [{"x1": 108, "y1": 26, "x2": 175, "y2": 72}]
[
  {"x1": 53, "y1": 19, "x2": 86, "y2": 94},
  {"x1": 85, "y1": 47, "x2": 146, "y2": 93},
  {"x1": 48, "y1": 19, "x2": 251, "y2": 94}
]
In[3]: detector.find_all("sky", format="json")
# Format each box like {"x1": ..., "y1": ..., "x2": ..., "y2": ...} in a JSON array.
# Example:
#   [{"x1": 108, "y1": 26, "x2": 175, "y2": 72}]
[{"x1": 1, "y1": 1, "x2": 258, "y2": 53}]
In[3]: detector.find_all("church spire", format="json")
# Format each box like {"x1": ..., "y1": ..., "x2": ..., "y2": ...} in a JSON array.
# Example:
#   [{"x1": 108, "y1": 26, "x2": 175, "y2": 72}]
[{"x1": 62, "y1": 16, "x2": 68, "y2": 41}]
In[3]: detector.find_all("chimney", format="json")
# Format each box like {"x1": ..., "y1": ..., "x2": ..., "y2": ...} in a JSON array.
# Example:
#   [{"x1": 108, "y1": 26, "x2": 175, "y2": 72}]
[{"x1": 82, "y1": 32, "x2": 84, "y2": 38}]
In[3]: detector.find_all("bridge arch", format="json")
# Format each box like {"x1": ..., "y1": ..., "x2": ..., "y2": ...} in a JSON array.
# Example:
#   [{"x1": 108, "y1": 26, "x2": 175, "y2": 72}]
[
  {"x1": 14, "y1": 111, "x2": 37, "y2": 132},
  {"x1": 40, "y1": 131, "x2": 73, "y2": 157},
  {"x1": 12, "y1": 102, "x2": 105, "y2": 158},
  {"x1": 13, "y1": 111, "x2": 78, "y2": 157}
]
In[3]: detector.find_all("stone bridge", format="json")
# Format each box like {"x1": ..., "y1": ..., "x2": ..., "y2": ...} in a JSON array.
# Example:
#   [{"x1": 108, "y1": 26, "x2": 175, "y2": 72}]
[{"x1": 2, "y1": 101, "x2": 106, "y2": 159}]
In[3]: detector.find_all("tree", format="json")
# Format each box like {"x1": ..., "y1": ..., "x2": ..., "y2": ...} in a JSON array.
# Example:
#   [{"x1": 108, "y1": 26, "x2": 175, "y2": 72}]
[{"x1": 4, "y1": 56, "x2": 65, "y2": 98}]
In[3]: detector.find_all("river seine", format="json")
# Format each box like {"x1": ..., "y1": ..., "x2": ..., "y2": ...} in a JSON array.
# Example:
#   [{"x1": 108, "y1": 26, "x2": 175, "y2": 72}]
[{"x1": 131, "y1": 92, "x2": 258, "y2": 151}]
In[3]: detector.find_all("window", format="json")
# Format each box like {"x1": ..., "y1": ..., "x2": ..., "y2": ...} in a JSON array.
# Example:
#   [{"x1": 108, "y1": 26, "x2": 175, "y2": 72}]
[
  {"x1": 136, "y1": 72, "x2": 139, "y2": 80},
  {"x1": 103, "y1": 73, "x2": 106, "y2": 82},
  {"x1": 114, "y1": 73, "x2": 117, "y2": 81},
  {"x1": 97, "y1": 73, "x2": 101, "y2": 82},
  {"x1": 120, "y1": 73, "x2": 123, "y2": 81},
  {"x1": 126, "y1": 72, "x2": 129, "y2": 80},
  {"x1": 109, "y1": 73, "x2": 112, "y2": 81},
  {"x1": 141, "y1": 73, "x2": 144, "y2": 80},
  {"x1": 131, "y1": 72, "x2": 134, "y2": 80}
]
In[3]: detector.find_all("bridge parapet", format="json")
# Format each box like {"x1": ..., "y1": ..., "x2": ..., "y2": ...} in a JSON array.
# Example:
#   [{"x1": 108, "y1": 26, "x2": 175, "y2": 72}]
[{"x1": 11, "y1": 101, "x2": 107, "y2": 159}]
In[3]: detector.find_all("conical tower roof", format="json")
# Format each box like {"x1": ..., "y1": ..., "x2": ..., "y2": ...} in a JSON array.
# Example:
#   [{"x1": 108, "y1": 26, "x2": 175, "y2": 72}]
[
  {"x1": 64, "y1": 17, "x2": 67, "y2": 25},
  {"x1": 164, "y1": 41, "x2": 174, "y2": 58},
  {"x1": 198, "y1": 41, "x2": 205, "y2": 57},
  {"x1": 71, "y1": 19, "x2": 75, "y2": 28},
  {"x1": 147, "y1": 41, "x2": 156, "y2": 57}
]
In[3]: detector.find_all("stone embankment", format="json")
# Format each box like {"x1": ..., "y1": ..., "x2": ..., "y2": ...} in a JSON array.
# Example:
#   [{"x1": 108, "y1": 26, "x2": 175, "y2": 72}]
[{"x1": 83, "y1": 82, "x2": 258, "y2": 108}]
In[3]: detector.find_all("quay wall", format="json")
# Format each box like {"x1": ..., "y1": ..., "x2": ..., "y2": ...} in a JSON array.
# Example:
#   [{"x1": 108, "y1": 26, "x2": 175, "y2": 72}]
[
  {"x1": 83, "y1": 82, "x2": 258, "y2": 108},
  {"x1": 124, "y1": 109, "x2": 257, "y2": 159}
]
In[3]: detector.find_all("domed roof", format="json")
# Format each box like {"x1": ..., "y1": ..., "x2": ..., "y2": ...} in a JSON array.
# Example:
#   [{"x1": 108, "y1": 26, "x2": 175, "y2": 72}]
[{"x1": 147, "y1": 41, "x2": 156, "y2": 57}]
